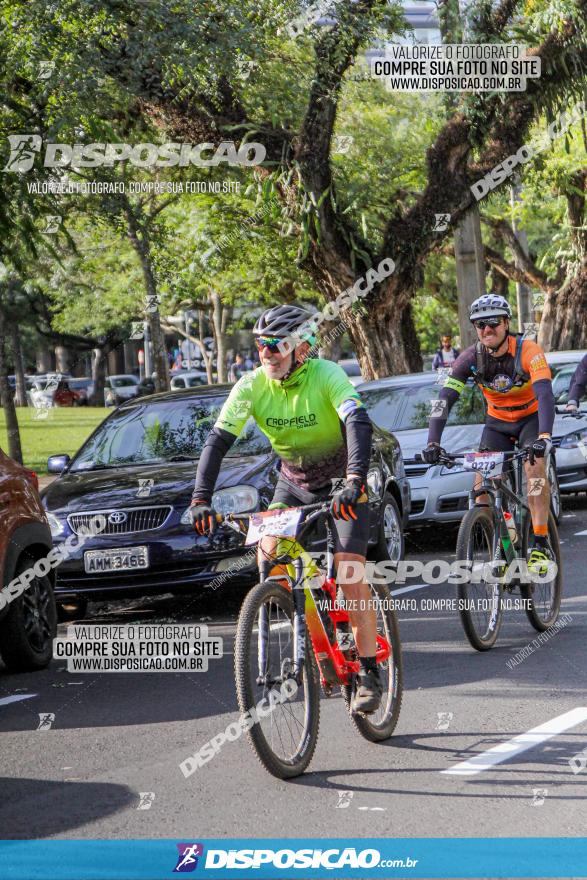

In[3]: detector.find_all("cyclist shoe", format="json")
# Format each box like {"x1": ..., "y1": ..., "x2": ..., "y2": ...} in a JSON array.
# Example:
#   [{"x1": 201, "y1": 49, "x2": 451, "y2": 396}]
[
  {"x1": 528, "y1": 538, "x2": 554, "y2": 577},
  {"x1": 351, "y1": 669, "x2": 382, "y2": 715}
]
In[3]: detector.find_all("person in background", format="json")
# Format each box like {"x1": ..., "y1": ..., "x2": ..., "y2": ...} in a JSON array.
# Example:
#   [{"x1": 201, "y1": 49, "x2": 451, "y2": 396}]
[
  {"x1": 564, "y1": 353, "x2": 587, "y2": 412},
  {"x1": 243, "y1": 353, "x2": 254, "y2": 371},
  {"x1": 432, "y1": 334, "x2": 460, "y2": 371},
  {"x1": 229, "y1": 353, "x2": 245, "y2": 383}
]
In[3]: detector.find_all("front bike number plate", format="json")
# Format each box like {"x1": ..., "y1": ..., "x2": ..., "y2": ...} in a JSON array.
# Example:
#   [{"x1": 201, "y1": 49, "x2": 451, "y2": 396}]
[
  {"x1": 463, "y1": 451, "x2": 505, "y2": 477},
  {"x1": 245, "y1": 508, "x2": 302, "y2": 545}
]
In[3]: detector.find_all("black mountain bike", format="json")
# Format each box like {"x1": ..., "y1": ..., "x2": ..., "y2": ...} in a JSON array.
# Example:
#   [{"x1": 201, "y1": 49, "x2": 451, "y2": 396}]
[{"x1": 440, "y1": 448, "x2": 562, "y2": 651}]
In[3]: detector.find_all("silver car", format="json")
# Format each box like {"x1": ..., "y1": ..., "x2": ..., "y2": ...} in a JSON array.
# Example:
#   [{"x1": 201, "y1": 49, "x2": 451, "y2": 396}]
[{"x1": 358, "y1": 370, "x2": 576, "y2": 526}]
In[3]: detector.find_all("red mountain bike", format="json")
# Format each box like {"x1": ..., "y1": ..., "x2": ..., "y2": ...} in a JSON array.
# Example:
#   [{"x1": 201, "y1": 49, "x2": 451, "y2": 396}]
[{"x1": 219, "y1": 501, "x2": 403, "y2": 778}]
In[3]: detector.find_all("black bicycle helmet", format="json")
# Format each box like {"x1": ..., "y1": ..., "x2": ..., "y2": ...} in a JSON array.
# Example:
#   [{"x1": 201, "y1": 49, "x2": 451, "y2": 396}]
[{"x1": 253, "y1": 305, "x2": 317, "y2": 342}]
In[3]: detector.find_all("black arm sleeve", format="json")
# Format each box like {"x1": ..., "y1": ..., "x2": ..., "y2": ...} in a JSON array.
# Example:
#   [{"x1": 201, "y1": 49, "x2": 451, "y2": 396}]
[
  {"x1": 568, "y1": 355, "x2": 587, "y2": 405},
  {"x1": 533, "y1": 379, "x2": 555, "y2": 436},
  {"x1": 427, "y1": 387, "x2": 460, "y2": 444},
  {"x1": 344, "y1": 407, "x2": 373, "y2": 482},
  {"x1": 427, "y1": 344, "x2": 476, "y2": 445},
  {"x1": 192, "y1": 427, "x2": 237, "y2": 503}
]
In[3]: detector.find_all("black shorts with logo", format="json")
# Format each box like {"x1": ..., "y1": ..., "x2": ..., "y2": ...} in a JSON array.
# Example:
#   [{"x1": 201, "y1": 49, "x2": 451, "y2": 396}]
[
  {"x1": 479, "y1": 412, "x2": 539, "y2": 453},
  {"x1": 269, "y1": 475, "x2": 370, "y2": 557}
]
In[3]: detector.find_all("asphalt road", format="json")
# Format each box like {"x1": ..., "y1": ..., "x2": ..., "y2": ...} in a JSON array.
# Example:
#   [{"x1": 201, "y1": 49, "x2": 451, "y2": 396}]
[{"x1": 1, "y1": 499, "x2": 587, "y2": 842}]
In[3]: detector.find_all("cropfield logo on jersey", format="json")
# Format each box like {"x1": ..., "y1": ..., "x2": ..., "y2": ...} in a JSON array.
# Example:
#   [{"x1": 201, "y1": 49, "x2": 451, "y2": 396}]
[
  {"x1": 266, "y1": 413, "x2": 317, "y2": 428},
  {"x1": 173, "y1": 843, "x2": 204, "y2": 872},
  {"x1": 3, "y1": 136, "x2": 266, "y2": 171}
]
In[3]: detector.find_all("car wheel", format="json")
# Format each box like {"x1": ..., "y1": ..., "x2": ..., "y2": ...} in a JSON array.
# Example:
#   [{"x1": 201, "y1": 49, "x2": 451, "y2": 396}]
[
  {"x1": 0, "y1": 555, "x2": 57, "y2": 672},
  {"x1": 370, "y1": 491, "x2": 404, "y2": 562},
  {"x1": 57, "y1": 598, "x2": 88, "y2": 622}
]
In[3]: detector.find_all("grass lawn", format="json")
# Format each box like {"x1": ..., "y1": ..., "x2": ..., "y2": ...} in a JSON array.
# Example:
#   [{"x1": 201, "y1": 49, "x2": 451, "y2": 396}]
[{"x1": 0, "y1": 408, "x2": 110, "y2": 474}]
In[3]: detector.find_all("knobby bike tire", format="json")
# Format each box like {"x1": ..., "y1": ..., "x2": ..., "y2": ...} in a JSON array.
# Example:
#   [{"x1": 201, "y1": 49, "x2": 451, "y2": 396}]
[
  {"x1": 455, "y1": 506, "x2": 504, "y2": 651},
  {"x1": 520, "y1": 511, "x2": 563, "y2": 631},
  {"x1": 234, "y1": 581, "x2": 320, "y2": 779},
  {"x1": 341, "y1": 581, "x2": 403, "y2": 742}
]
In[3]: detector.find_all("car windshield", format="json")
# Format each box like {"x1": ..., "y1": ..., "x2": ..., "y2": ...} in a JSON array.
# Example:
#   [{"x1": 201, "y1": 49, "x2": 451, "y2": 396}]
[
  {"x1": 361, "y1": 382, "x2": 485, "y2": 430},
  {"x1": 111, "y1": 377, "x2": 137, "y2": 388},
  {"x1": 69, "y1": 396, "x2": 271, "y2": 470}
]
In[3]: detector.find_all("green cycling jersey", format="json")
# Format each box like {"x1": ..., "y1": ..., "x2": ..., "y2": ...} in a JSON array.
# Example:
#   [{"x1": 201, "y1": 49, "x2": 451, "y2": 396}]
[{"x1": 214, "y1": 358, "x2": 365, "y2": 491}]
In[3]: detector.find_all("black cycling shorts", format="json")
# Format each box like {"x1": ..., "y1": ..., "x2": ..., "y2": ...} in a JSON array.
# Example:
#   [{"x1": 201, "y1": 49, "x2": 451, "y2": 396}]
[
  {"x1": 269, "y1": 475, "x2": 370, "y2": 557},
  {"x1": 479, "y1": 412, "x2": 539, "y2": 453}
]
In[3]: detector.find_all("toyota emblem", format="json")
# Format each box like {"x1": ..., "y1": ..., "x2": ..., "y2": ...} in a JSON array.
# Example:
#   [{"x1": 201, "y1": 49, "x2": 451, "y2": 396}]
[{"x1": 108, "y1": 511, "x2": 127, "y2": 525}]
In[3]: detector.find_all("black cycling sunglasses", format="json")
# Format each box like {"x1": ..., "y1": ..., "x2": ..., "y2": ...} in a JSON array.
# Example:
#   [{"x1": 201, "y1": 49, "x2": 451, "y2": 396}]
[
  {"x1": 255, "y1": 336, "x2": 284, "y2": 353},
  {"x1": 474, "y1": 317, "x2": 503, "y2": 329}
]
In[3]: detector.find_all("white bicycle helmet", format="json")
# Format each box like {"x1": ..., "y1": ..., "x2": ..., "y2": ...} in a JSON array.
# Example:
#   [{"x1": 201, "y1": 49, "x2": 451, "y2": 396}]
[
  {"x1": 253, "y1": 305, "x2": 316, "y2": 342},
  {"x1": 469, "y1": 294, "x2": 512, "y2": 322}
]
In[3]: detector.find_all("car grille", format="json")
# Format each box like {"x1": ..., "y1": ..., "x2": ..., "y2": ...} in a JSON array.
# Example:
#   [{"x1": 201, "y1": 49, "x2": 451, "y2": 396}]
[
  {"x1": 404, "y1": 463, "x2": 429, "y2": 477},
  {"x1": 437, "y1": 496, "x2": 469, "y2": 513},
  {"x1": 411, "y1": 499, "x2": 426, "y2": 514},
  {"x1": 67, "y1": 506, "x2": 172, "y2": 535}
]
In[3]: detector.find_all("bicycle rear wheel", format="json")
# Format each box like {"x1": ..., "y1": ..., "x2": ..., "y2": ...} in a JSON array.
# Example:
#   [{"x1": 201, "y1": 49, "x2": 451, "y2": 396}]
[
  {"x1": 520, "y1": 511, "x2": 563, "y2": 631},
  {"x1": 341, "y1": 581, "x2": 403, "y2": 742},
  {"x1": 455, "y1": 506, "x2": 504, "y2": 651},
  {"x1": 234, "y1": 581, "x2": 320, "y2": 778}
]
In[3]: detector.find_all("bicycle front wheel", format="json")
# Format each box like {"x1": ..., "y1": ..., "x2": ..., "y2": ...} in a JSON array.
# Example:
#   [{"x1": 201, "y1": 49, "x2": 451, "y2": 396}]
[
  {"x1": 234, "y1": 581, "x2": 320, "y2": 778},
  {"x1": 455, "y1": 506, "x2": 504, "y2": 651},
  {"x1": 520, "y1": 511, "x2": 563, "y2": 631},
  {"x1": 342, "y1": 581, "x2": 403, "y2": 742}
]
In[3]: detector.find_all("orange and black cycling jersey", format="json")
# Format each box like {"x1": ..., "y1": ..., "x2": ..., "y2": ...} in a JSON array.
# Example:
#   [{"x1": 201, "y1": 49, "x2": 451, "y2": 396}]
[{"x1": 427, "y1": 334, "x2": 555, "y2": 445}]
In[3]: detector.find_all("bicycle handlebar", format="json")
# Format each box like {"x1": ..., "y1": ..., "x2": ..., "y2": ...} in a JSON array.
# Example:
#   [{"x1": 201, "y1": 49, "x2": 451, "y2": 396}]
[{"x1": 414, "y1": 447, "x2": 530, "y2": 469}]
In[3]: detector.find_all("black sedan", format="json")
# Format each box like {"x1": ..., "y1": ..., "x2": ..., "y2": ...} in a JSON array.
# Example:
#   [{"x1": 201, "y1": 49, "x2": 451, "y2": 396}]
[{"x1": 42, "y1": 386, "x2": 410, "y2": 614}]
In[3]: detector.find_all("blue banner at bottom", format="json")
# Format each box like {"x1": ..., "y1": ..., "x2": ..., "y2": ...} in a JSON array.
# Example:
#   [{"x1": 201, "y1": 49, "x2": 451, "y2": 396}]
[{"x1": 1, "y1": 838, "x2": 586, "y2": 879}]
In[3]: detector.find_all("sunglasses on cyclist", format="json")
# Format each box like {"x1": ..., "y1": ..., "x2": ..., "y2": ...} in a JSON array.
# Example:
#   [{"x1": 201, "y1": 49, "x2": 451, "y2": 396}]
[
  {"x1": 474, "y1": 317, "x2": 503, "y2": 329},
  {"x1": 255, "y1": 336, "x2": 285, "y2": 353}
]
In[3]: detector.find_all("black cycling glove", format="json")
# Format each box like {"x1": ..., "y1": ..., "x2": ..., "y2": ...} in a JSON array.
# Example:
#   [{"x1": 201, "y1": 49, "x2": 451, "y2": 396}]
[
  {"x1": 187, "y1": 499, "x2": 217, "y2": 536},
  {"x1": 331, "y1": 478, "x2": 366, "y2": 521},
  {"x1": 422, "y1": 442, "x2": 444, "y2": 464},
  {"x1": 527, "y1": 437, "x2": 552, "y2": 465}
]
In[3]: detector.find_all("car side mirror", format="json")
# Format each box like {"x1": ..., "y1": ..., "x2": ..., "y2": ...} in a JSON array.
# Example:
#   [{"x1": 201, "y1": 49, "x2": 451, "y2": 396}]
[{"x1": 47, "y1": 454, "x2": 71, "y2": 474}]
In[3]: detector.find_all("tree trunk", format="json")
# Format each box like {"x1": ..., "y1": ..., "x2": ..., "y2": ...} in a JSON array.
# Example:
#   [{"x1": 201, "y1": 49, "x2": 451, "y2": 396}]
[
  {"x1": 197, "y1": 308, "x2": 213, "y2": 384},
  {"x1": 344, "y1": 293, "x2": 422, "y2": 379},
  {"x1": 0, "y1": 310, "x2": 23, "y2": 463},
  {"x1": 11, "y1": 323, "x2": 28, "y2": 407},
  {"x1": 539, "y1": 267, "x2": 587, "y2": 350},
  {"x1": 209, "y1": 290, "x2": 228, "y2": 384},
  {"x1": 539, "y1": 169, "x2": 587, "y2": 350},
  {"x1": 124, "y1": 199, "x2": 170, "y2": 393},
  {"x1": 90, "y1": 347, "x2": 107, "y2": 406}
]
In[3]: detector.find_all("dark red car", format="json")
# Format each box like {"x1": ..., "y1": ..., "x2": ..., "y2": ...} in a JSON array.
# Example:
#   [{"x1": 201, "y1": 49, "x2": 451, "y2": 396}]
[{"x1": 0, "y1": 448, "x2": 57, "y2": 671}]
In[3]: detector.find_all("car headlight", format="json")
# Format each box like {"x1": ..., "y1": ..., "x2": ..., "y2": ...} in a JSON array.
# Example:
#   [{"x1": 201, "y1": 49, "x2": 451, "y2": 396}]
[
  {"x1": 180, "y1": 485, "x2": 259, "y2": 524},
  {"x1": 212, "y1": 485, "x2": 259, "y2": 515},
  {"x1": 46, "y1": 511, "x2": 65, "y2": 536},
  {"x1": 559, "y1": 428, "x2": 587, "y2": 449}
]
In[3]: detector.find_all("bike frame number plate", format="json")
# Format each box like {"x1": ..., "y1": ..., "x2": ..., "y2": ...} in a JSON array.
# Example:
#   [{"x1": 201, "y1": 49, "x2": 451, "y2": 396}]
[
  {"x1": 245, "y1": 508, "x2": 302, "y2": 545},
  {"x1": 463, "y1": 451, "x2": 505, "y2": 477}
]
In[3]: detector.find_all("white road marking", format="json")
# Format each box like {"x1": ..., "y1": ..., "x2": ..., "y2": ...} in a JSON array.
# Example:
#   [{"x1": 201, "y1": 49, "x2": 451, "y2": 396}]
[
  {"x1": 391, "y1": 583, "x2": 430, "y2": 596},
  {"x1": 574, "y1": 530, "x2": 587, "y2": 536},
  {"x1": 0, "y1": 694, "x2": 37, "y2": 708},
  {"x1": 442, "y1": 707, "x2": 587, "y2": 776}
]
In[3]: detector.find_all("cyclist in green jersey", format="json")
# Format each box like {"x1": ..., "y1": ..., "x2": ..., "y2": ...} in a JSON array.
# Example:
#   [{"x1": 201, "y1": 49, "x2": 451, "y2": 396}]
[{"x1": 187, "y1": 305, "x2": 382, "y2": 713}]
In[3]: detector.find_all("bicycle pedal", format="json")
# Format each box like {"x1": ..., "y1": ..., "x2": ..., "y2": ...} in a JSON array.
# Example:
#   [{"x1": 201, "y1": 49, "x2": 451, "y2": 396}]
[{"x1": 321, "y1": 682, "x2": 334, "y2": 697}]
